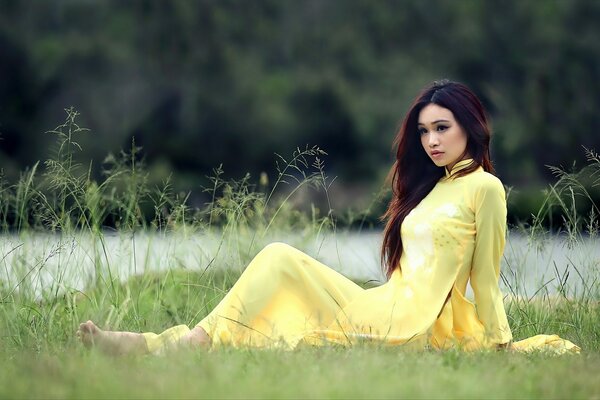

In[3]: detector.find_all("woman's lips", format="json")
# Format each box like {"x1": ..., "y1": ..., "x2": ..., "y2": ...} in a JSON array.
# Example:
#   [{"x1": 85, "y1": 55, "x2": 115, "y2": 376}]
[{"x1": 431, "y1": 151, "x2": 444, "y2": 158}]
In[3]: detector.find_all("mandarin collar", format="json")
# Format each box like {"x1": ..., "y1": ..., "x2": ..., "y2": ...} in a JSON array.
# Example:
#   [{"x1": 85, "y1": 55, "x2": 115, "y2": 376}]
[{"x1": 444, "y1": 158, "x2": 475, "y2": 178}]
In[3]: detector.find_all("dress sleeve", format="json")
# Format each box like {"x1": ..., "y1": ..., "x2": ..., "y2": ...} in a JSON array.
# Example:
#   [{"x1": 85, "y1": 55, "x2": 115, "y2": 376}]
[{"x1": 469, "y1": 177, "x2": 513, "y2": 345}]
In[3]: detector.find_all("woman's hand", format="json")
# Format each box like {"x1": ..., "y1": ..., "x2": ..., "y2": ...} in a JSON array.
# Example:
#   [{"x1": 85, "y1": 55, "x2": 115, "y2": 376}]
[{"x1": 497, "y1": 340, "x2": 513, "y2": 351}]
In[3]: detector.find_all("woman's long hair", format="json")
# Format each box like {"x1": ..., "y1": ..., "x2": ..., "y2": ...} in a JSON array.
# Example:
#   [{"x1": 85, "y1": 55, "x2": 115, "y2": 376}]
[{"x1": 380, "y1": 79, "x2": 495, "y2": 278}]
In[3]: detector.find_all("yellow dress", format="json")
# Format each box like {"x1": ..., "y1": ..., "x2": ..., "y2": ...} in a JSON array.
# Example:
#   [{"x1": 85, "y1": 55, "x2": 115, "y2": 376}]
[{"x1": 143, "y1": 159, "x2": 580, "y2": 354}]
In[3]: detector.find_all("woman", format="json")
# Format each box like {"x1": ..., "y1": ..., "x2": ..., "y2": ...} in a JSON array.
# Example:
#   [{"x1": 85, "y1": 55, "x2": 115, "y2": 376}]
[{"x1": 78, "y1": 80, "x2": 579, "y2": 355}]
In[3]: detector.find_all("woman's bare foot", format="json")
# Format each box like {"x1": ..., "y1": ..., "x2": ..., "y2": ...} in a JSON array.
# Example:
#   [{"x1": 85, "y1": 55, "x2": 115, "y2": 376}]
[{"x1": 77, "y1": 320, "x2": 148, "y2": 356}]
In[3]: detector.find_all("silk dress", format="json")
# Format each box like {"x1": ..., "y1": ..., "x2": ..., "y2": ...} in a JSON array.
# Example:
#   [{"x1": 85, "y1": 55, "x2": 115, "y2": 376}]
[{"x1": 143, "y1": 159, "x2": 580, "y2": 354}]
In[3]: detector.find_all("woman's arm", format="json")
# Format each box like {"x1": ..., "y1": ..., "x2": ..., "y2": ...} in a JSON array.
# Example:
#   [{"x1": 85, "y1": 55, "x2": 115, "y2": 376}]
[{"x1": 469, "y1": 176, "x2": 513, "y2": 346}]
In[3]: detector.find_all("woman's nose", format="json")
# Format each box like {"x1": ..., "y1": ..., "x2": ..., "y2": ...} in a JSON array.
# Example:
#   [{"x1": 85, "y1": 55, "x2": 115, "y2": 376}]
[{"x1": 428, "y1": 133, "x2": 440, "y2": 147}]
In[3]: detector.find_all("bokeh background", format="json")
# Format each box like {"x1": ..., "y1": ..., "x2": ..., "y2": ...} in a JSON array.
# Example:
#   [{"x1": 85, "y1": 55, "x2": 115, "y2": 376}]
[{"x1": 1, "y1": 0, "x2": 600, "y2": 225}]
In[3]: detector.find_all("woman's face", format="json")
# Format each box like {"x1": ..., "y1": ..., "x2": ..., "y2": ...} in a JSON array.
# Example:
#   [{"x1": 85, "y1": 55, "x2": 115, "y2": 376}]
[{"x1": 418, "y1": 103, "x2": 469, "y2": 171}]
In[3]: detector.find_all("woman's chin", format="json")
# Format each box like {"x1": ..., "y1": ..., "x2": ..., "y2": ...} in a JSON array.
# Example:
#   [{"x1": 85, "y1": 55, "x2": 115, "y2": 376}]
[{"x1": 430, "y1": 159, "x2": 447, "y2": 168}]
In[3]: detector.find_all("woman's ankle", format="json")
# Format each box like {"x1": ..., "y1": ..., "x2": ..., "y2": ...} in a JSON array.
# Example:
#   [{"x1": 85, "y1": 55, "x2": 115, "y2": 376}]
[{"x1": 186, "y1": 326, "x2": 211, "y2": 348}]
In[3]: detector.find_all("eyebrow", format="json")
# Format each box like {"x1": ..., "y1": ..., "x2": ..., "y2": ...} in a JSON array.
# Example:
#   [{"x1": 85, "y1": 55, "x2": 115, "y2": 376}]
[{"x1": 417, "y1": 119, "x2": 450, "y2": 126}]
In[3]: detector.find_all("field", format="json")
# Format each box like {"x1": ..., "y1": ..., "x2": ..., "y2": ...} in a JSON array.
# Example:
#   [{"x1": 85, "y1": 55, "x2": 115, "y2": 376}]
[
  {"x1": 1, "y1": 256, "x2": 599, "y2": 398},
  {"x1": 1, "y1": 112, "x2": 599, "y2": 398},
  {"x1": 1, "y1": 251, "x2": 599, "y2": 399},
  {"x1": 3, "y1": 346, "x2": 600, "y2": 398}
]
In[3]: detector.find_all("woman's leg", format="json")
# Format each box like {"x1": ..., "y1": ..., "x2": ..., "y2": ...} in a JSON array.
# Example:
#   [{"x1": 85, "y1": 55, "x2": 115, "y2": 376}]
[
  {"x1": 79, "y1": 242, "x2": 361, "y2": 353},
  {"x1": 172, "y1": 326, "x2": 212, "y2": 349},
  {"x1": 77, "y1": 320, "x2": 211, "y2": 356},
  {"x1": 196, "y1": 242, "x2": 364, "y2": 348}
]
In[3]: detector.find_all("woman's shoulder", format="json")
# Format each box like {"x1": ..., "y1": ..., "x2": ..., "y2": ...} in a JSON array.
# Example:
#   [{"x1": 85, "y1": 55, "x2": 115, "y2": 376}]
[{"x1": 464, "y1": 168, "x2": 505, "y2": 197}]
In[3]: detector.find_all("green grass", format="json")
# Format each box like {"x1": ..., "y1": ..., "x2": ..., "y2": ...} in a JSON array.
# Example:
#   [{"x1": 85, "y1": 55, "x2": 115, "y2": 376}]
[
  {"x1": 1, "y1": 266, "x2": 598, "y2": 398},
  {"x1": 1, "y1": 109, "x2": 599, "y2": 398},
  {"x1": 2, "y1": 347, "x2": 599, "y2": 399}
]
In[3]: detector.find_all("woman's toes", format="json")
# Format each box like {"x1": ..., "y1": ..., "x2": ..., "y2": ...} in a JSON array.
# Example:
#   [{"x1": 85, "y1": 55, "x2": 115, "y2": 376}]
[
  {"x1": 80, "y1": 320, "x2": 99, "y2": 334},
  {"x1": 77, "y1": 321, "x2": 102, "y2": 348}
]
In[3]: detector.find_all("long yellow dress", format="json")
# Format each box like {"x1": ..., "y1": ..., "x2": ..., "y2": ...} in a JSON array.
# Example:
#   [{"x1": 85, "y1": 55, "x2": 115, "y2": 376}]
[{"x1": 143, "y1": 159, "x2": 580, "y2": 354}]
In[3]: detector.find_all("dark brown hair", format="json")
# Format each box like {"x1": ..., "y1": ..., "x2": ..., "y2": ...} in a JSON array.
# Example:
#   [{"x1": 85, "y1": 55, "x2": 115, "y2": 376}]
[{"x1": 380, "y1": 79, "x2": 495, "y2": 278}]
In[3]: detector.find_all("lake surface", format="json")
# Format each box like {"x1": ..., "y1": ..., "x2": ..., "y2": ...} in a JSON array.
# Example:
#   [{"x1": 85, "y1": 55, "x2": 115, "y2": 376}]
[{"x1": 1, "y1": 231, "x2": 599, "y2": 299}]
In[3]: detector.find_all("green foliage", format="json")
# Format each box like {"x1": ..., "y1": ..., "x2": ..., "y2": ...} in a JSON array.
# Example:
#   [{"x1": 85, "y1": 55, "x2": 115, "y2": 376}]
[{"x1": 0, "y1": 109, "x2": 345, "y2": 236}]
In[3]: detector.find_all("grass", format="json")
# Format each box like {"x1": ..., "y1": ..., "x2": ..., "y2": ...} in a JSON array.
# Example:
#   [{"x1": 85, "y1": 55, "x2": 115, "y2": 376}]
[
  {"x1": 2, "y1": 348, "x2": 599, "y2": 399},
  {"x1": 1, "y1": 109, "x2": 599, "y2": 398}
]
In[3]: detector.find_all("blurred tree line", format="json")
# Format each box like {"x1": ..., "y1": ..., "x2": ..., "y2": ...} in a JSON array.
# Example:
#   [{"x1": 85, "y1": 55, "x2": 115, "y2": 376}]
[{"x1": 1, "y1": 0, "x2": 599, "y2": 224}]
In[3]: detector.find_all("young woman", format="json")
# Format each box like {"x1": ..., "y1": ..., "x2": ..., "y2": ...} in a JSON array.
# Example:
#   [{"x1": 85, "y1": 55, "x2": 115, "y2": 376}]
[{"x1": 78, "y1": 80, "x2": 579, "y2": 355}]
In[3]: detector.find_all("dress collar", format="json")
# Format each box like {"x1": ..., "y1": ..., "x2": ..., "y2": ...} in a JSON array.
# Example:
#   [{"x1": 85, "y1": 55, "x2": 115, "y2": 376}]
[{"x1": 445, "y1": 158, "x2": 475, "y2": 178}]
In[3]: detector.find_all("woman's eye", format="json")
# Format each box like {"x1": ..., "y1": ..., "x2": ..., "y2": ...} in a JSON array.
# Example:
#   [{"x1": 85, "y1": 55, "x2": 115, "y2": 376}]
[
  {"x1": 418, "y1": 128, "x2": 427, "y2": 135},
  {"x1": 436, "y1": 125, "x2": 448, "y2": 132}
]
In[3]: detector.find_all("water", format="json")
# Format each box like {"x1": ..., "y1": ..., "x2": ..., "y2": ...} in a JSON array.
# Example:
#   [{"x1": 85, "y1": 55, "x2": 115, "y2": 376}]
[
  {"x1": 1, "y1": 231, "x2": 598, "y2": 299},
  {"x1": 315, "y1": 231, "x2": 600, "y2": 299}
]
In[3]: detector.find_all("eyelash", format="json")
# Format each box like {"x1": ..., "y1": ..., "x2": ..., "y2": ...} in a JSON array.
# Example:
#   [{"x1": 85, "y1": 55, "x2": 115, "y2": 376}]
[{"x1": 418, "y1": 126, "x2": 448, "y2": 135}]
